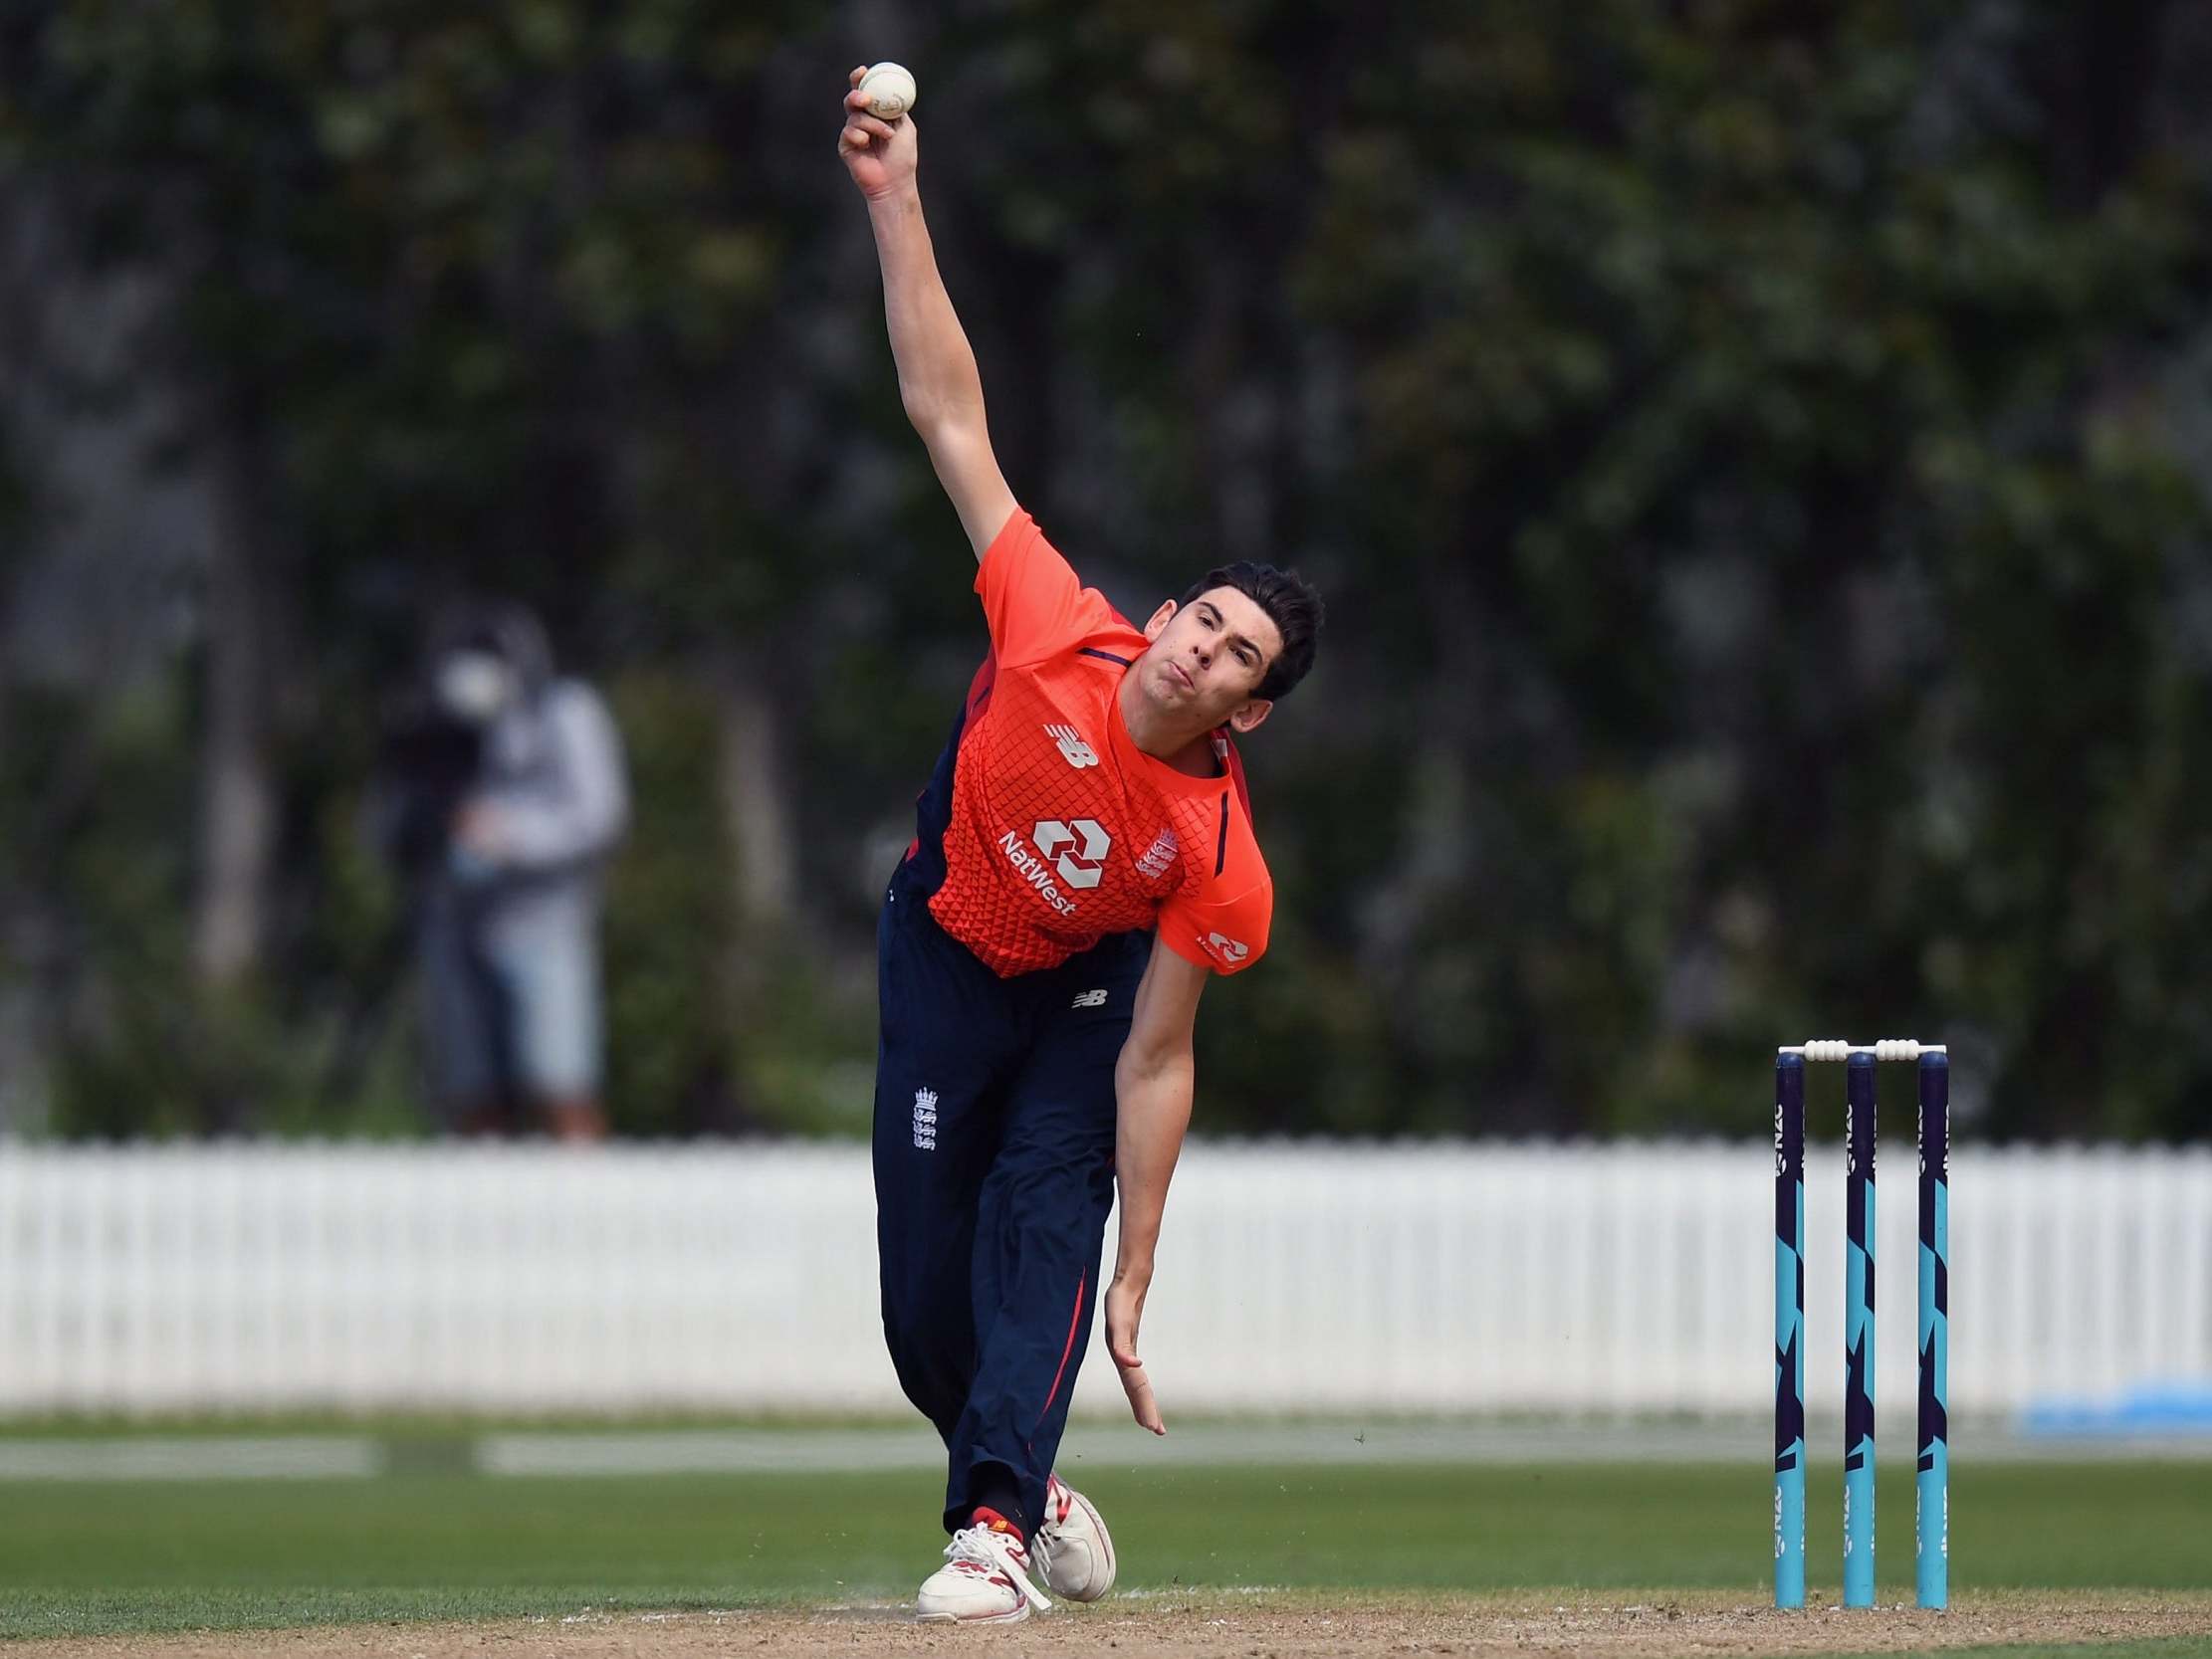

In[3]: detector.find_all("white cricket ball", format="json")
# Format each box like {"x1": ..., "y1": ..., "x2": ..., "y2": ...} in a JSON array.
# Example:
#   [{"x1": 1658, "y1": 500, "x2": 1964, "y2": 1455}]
[{"x1": 860, "y1": 62, "x2": 917, "y2": 121}]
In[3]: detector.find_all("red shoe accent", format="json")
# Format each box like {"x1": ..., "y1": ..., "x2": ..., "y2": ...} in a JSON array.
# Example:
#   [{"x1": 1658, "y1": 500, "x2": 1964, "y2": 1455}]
[
  {"x1": 972, "y1": 1506, "x2": 1021, "y2": 1541},
  {"x1": 948, "y1": 1563, "x2": 1012, "y2": 1588}
]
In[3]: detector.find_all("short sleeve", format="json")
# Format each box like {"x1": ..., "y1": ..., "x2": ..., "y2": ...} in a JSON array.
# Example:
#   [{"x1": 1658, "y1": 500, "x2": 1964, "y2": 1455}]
[
  {"x1": 976, "y1": 509, "x2": 1117, "y2": 668},
  {"x1": 1157, "y1": 877, "x2": 1271, "y2": 976}
]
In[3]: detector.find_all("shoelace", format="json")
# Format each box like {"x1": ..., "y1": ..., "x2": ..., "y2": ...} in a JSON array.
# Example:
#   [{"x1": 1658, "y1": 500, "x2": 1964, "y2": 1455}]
[{"x1": 943, "y1": 1524, "x2": 1052, "y2": 1612}]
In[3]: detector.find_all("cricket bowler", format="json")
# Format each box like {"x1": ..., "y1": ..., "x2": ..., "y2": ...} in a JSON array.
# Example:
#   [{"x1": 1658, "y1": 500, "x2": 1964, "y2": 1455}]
[{"x1": 838, "y1": 67, "x2": 1324, "y2": 1624}]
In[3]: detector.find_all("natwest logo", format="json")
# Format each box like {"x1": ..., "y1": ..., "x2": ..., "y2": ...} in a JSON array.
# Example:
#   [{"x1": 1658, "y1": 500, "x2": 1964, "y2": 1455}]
[
  {"x1": 1205, "y1": 931, "x2": 1251, "y2": 964},
  {"x1": 1033, "y1": 818, "x2": 1110, "y2": 890},
  {"x1": 997, "y1": 827, "x2": 1078, "y2": 916}
]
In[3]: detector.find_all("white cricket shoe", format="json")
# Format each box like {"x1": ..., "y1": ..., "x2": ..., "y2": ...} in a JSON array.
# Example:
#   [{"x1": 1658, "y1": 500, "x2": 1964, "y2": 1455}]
[
  {"x1": 915, "y1": 1522, "x2": 1052, "y2": 1624},
  {"x1": 1033, "y1": 1474, "x2": 1117, "y2": 1601}
]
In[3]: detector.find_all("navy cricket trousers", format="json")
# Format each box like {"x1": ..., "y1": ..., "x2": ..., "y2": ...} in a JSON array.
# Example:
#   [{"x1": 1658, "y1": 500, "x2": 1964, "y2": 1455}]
[{"x1": 872, "y1": 854, "x2": 1149, "y2": 1538}]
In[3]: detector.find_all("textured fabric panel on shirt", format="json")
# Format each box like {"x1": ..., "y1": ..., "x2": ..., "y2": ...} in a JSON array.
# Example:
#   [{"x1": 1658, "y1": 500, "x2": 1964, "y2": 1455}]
[{"x1": 928, "y1": 653, "x2": 1226, "y2": 976}]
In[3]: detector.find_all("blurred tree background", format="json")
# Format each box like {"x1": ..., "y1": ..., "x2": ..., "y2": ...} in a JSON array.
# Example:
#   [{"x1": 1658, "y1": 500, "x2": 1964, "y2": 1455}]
[{"x1": 4, "y1": 0, "x2": 2211, "y2": 1141}]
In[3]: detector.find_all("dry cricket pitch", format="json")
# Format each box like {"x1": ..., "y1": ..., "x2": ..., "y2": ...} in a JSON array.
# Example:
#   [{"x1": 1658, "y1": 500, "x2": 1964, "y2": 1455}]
[{"x1": 13, "y1": 1591, "x2": 2212, "y2": 1659}]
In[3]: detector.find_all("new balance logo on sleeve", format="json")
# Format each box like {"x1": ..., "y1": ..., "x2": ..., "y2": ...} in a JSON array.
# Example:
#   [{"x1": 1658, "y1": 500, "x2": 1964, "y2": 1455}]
[
  {"x1": 912, "y1": 1088, "x2": 939, "y2": 1150},
  {"x1": 1071, "y1": 989, "x2": 1108, "y2": 1008},
  {"x1": 1045, "y1": 724, "x2": 1100, "y2": 768}
]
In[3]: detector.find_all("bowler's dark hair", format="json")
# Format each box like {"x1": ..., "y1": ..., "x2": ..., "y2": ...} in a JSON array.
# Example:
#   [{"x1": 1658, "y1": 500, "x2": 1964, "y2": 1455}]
[{"x1": 1179, "y1": 562, "x2": 1324, "y2": 703}]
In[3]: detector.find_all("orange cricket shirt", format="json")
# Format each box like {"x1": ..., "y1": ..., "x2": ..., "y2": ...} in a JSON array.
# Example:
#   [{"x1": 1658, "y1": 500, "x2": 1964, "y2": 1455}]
[{"x1": 925, "y1": 509, "x2": 1273, "y2": 979}]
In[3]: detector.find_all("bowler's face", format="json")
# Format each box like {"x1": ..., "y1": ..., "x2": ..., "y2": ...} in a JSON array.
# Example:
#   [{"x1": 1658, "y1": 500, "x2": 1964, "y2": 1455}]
[{"x1": 1136, "y1": 587, "x2": 1282, "y2": 729}]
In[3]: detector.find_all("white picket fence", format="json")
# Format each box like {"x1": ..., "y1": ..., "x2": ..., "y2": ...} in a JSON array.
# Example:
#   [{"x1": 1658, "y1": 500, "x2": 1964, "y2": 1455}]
[{"x1": 1, "y1": 1140, "x2": 2207, "y2": 1420}]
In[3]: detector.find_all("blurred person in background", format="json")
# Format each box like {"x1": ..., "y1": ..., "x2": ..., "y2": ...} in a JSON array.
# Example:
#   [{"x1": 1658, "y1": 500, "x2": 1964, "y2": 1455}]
[{"x1": 371, "y1": 602, "x2": 629, "y2": 1141}]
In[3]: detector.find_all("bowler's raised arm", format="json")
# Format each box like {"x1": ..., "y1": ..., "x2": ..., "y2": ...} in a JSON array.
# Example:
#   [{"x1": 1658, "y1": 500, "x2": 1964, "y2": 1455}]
[{"x1": 838, "y1": 67, "x2": 1017, "y2": 560}]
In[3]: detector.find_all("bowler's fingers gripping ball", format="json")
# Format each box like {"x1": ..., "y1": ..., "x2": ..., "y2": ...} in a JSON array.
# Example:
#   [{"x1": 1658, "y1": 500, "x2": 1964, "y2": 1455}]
[{"x1": 842, "y1": 105, "x2": 899, "y2": 152}]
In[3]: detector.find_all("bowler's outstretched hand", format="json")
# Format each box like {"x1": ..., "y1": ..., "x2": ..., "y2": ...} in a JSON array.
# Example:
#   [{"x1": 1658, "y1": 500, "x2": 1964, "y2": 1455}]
[
  {"x1": 839, "y1": 65, "x2": 916, "y2": 198},
  {"x1": 1105, "y1": 1274, "x2": 1166, "y2": 1434}
]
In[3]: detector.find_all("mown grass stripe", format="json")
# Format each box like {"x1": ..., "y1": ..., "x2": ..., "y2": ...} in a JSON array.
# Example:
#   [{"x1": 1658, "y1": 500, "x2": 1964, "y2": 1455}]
[{"x1": 0, "y1": 1438, "x2": 381, "y2": 1481}]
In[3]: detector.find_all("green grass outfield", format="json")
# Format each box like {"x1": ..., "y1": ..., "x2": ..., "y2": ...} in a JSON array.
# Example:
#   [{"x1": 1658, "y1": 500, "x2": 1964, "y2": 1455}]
[{"x1": 1, "y1": 1456, "x2": 2207, "y2": 1641}]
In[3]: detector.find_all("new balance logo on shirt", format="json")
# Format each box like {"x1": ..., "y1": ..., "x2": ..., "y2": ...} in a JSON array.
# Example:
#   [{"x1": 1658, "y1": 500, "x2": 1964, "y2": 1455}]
[
  {"x1": 1045, "y1": 724, "x2": 1100, "y2": 768},
  {"x1": 1071, "y1": 989, "x2": 1108, "y2": 1008}
]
